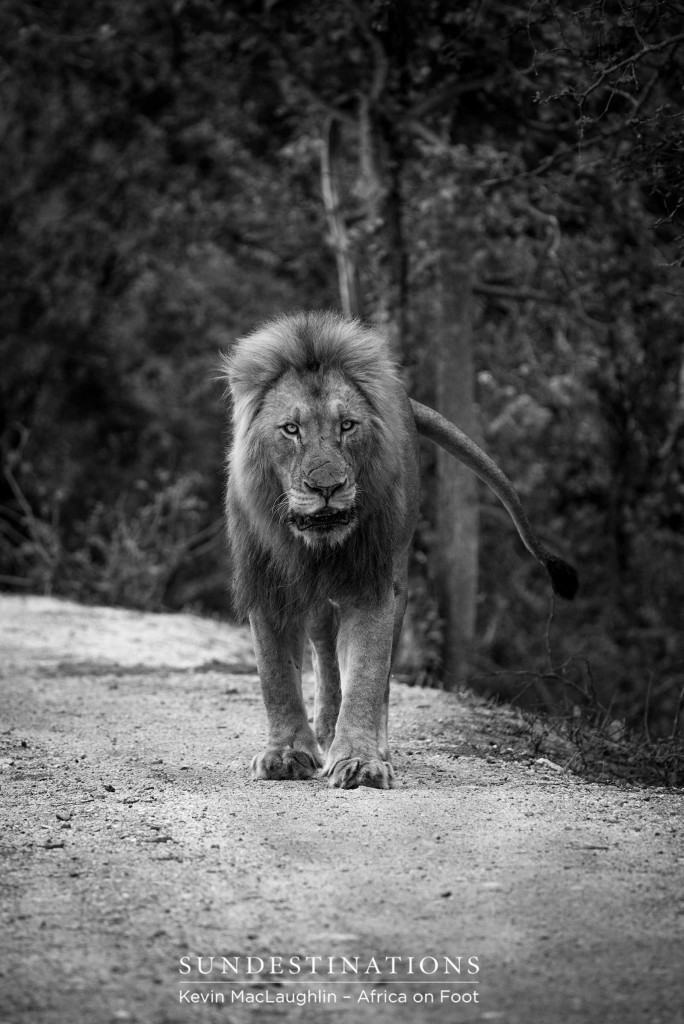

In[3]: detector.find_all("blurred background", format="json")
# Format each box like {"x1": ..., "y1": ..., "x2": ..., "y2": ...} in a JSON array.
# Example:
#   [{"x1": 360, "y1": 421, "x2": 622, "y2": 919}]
[{"x1": 1, "y1": 0, "x2": 683, "y2": 741}]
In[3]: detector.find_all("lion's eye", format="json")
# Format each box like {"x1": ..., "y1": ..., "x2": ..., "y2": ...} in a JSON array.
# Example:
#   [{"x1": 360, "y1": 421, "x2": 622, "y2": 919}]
[
  {"x1": 340, "y1": 419, "x2": 356, "y2": 433},
  {"x1": 281, "y1": 423, "x2": 300, "y2": 436}
]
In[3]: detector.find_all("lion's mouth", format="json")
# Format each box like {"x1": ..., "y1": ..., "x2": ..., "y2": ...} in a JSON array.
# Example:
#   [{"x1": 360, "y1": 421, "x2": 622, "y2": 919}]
[{"x1": 290, "y1": 508, "x2": 354, "y2": 532}]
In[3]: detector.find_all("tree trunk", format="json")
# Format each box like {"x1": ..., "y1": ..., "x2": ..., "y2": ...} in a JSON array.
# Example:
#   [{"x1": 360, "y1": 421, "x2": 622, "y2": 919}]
[
  {"x1": 319, "y1": 109, "x2": 406, "y2": 352},
  {"x1": 355, "y1": 104, "x2": 407, "y2": 354},
  {"x1": 432, "y1": 217, "x2": 479, "y2": 688},
  {"x1": 320, "y1": 118, "x2": 360, "y2": 318}
]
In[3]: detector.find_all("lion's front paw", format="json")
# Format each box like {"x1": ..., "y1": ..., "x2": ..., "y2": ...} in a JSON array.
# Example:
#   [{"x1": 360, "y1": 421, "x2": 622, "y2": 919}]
[
  {"x1": 324, "y1": 756, "x2": 395, "y2": 790},
  {"x1": 251, "y1": 746, "x2": 322, "y2": 781}
]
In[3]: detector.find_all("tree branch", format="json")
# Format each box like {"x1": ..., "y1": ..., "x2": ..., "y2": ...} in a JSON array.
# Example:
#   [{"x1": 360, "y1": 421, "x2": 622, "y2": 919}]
[
  {"x1": 577, "y1": 31, "x2": 684, "y2": 102},
  {"x1": 401, "y1": 74, "x2": 501, "y2": 124},
  {"x1": 344, "y1": 0, "x2": 388, "y2": 104},
  {"x1": 472, "y1": 282, "x2": 561, "y2": 305}
]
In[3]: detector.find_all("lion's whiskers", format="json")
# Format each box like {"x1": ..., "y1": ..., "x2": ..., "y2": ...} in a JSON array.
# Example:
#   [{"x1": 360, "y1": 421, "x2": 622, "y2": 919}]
[{"x1": 271, "y1": 493, "x2": 290, "y2": 523}]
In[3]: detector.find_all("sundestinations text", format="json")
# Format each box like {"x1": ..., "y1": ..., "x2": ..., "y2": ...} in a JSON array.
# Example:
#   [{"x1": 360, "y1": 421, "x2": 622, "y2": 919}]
[{"x1": 178, "y1": 955, "x2": 479, "y2": 977}]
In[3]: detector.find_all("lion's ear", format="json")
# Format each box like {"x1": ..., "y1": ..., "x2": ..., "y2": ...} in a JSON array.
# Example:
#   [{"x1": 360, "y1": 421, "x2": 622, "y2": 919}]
[{"x1": 217, "y1": 347, "x2": 269, "y2": 426}]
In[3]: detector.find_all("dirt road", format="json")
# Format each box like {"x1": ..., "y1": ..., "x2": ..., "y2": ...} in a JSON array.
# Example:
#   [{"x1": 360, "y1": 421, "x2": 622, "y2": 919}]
[{"x1": 1, "y1": 595, "x2": 682, "y2": 1024}]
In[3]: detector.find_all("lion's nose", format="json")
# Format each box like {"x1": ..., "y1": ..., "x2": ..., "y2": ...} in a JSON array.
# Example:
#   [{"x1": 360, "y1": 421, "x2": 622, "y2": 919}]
[{"x1": 303, "y1": 478, "x2": 348, "y2": 500}]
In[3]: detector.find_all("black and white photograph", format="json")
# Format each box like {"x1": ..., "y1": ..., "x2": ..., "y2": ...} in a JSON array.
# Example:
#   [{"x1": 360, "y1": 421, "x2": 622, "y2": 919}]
[{"x1": 1, "y1": 2, "x2": 683, "y2": 1022}]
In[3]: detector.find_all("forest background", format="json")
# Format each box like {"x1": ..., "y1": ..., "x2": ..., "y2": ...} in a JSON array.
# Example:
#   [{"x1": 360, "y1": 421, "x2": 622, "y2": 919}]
[{"x1": 2, "y1": 0, "x2": 683, "y2": 745}]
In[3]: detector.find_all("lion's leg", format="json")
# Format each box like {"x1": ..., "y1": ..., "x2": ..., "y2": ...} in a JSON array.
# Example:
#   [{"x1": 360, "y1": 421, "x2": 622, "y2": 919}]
[
  {"x1": 322, "y1": 593, "x2": 396, "y2": 790},
  {"x1": 249, "y1": 610, "x2": 322, "y2": 781},
  {"x1": 308, "y1": 602, "x2": 341, "y2": 754},
  {"x1": 379, "y1": 559, "x2": 409, "y2": 763}
]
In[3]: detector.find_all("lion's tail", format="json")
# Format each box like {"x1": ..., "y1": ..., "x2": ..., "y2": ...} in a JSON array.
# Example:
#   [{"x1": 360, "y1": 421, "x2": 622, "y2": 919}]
[{"x1": 411, "y1": 399, "x2": 578, "y2": 600}]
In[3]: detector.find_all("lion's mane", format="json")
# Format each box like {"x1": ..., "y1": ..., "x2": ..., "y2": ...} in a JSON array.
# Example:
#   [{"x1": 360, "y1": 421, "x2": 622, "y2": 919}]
[{"x1": 222, "y1": 311, "x2": 415, "y2": 624}]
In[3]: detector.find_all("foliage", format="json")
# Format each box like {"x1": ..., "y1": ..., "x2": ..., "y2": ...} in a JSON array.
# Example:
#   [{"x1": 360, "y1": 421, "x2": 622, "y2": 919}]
[{"x1": 0, "y1": 0, "x2": 335, "y2": 611}]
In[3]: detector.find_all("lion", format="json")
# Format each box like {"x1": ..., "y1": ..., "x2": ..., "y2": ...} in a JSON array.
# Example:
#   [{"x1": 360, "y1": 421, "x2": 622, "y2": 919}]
[{"x1": 222, "y1": 311, "x2": 577, "y2": 789}]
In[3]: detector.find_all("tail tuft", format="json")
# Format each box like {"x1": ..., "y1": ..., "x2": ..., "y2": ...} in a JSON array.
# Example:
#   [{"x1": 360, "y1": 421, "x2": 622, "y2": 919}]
[{"x1": 545, "y1": 555, "x2": 579, "y2": 601}]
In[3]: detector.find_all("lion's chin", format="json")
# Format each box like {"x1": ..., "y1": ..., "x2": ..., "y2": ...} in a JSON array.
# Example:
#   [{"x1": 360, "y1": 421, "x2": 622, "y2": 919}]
[{"x1": 288, "y1": 508, "x2": 357, "y2": 548}]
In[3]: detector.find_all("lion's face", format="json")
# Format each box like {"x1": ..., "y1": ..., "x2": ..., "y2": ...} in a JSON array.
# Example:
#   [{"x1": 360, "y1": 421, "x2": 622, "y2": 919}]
[{"x1": 258, "y1": 367, "x2": 370, "y2": 548}]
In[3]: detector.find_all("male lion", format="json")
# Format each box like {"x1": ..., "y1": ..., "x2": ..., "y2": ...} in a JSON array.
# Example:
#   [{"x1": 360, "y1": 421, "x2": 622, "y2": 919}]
[{"x1": 222, "y1": 311, "x2": 577, "y2": 790}]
